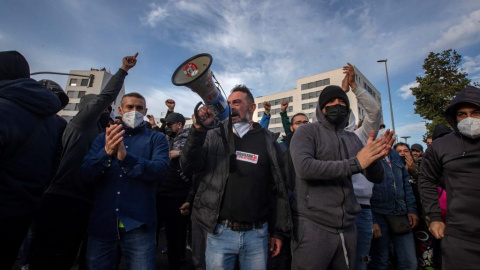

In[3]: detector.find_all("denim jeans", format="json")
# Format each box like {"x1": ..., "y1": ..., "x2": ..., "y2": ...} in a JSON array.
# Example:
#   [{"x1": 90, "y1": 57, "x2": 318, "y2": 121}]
[
  {"x1": 355, "y1": 208, "x2": 373, "y2": 270},
  {"x1": 370, "y1": 213, "x2": 417, "y2": 270},
  {"x1": 86, "y1": 226, "x2": 156, "y2": 270},
  {"x1": 206, "y1": 221, "x2": 268, "y2": 270}
]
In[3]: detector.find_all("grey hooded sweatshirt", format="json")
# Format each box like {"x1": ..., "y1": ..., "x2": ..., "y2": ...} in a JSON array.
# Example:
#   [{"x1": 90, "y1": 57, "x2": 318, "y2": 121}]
[{"x1": 290, "y1": 99, "x2": 384, "y2": 231}]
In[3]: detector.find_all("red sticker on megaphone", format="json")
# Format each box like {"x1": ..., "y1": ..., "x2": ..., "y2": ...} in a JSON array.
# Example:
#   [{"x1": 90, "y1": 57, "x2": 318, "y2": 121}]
[{"x1": 183, "y1": 63, "x2": 199, "y2": 77}]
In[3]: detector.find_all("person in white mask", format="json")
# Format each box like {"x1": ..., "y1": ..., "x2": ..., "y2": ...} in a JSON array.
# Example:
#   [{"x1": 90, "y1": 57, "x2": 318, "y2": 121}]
[
  {"x1": 180, "y1": 84, "x2": 291, "y2": 270},
  {"x1": 419, "y1": 85, "x2": 480, "y2": 269},
  {"x1": 81, "y1": 92, "x2": 170, "y2": 270}
]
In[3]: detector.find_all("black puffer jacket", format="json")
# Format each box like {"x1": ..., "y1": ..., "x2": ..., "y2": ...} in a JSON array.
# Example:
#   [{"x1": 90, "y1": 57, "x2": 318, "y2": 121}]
[
  {"x1": 419, "y1": 85, "x2": 480, "y2": 243},
  {"x1": 180, "y1": 122, "x2": 292, "y2": 237}
]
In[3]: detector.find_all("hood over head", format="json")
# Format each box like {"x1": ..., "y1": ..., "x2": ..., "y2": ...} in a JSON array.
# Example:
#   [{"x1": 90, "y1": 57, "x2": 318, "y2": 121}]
[
  {"x1": 0, "y1": 51, "x2": 30, "y2": 81},
  {"x1": 432, "y1": 123, "x2": 452, "y2": 141},
  {"x1": 444, "y1": 86, "x2": 480, "y2": 131},
  {"x1": 38, "y1": 79, "x2": 69, "y2": 109},
  {"x1": 0, "y1": 78, "x2": 61, "y2": 116}
]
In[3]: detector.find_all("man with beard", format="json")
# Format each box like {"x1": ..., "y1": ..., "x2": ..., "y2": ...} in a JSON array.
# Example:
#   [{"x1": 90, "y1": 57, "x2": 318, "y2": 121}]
[
  {"x1": 30, "y1": 53, "x2": 138, "y2": 269},
  {"x1": 180, "y1": 85, "x2": 292, "y2": 270}
]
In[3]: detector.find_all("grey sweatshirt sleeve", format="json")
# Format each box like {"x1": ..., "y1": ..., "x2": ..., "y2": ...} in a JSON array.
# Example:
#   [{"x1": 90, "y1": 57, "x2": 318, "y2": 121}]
[
  {"x1": 290, "y1": 125, "x2": 355, "y2": 180},
  {"x1": 353, "y1": 85, "x2": 381, "y2": 144},
  {"x1": 72, "y1": 68, "x2": 127, "y2": 127}
]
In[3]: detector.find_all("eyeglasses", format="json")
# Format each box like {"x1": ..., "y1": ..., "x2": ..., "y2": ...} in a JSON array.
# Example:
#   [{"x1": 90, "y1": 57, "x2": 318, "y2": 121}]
[{"x1": 293, "y1": 120, "x2": 309, "y2": 125}]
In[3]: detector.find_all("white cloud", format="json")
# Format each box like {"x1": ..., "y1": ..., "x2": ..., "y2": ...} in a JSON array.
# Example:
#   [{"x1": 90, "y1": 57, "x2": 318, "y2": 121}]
[
  {"x1": 427, "y1": 9, "x2": 480, "y2": 51},
  {"x1": 141, "y1": 3, "x2": 169, "y2": 27},
  {"x1": 398, "y1": 81, "x2": 418, "y2": 100}
]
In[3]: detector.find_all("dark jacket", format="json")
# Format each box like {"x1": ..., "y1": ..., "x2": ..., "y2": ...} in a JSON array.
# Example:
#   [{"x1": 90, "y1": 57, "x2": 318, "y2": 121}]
[
  {"x1": 0, "y1": 78, "x2": 62, "y2": 216},
  {"x1": 46, "y1": 69, "x2": 128, "y2": 204},
  {"x1": 371, "y1": 151, "x2": 417, "y2": 216},
  {"x1": 180, "y1": 122, "x2": 292, "y2": 237},
  {"x1": 419, "y1": 85, "x2": 480, "y2": 243},
  {"x1": 290, "y1": 102, "x2": 384, "y2": 231},
  {"x1": 81, "y1": 122, "x2": 169, "y2": 240},
  {"x1": 157, "y1": 128, "x2": 191, "y2": 198}
]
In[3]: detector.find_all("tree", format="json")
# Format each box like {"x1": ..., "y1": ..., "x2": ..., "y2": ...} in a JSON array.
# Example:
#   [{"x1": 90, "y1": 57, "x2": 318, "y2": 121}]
[{"x1": 411, "y1": 49, "x2": 471, "y2": 138}]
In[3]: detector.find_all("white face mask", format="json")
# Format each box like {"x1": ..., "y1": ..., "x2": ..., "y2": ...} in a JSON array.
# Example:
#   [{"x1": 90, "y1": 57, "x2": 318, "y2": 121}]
[
  {"x1": 457, "y1": 117, "x2": 480, "y2": 139},
  {"x1": 122, "y1": 111, "x2": 144, "y2": 129},
  {"x1": 233, "y1": 122, "x2": 250, "y2": 138}
]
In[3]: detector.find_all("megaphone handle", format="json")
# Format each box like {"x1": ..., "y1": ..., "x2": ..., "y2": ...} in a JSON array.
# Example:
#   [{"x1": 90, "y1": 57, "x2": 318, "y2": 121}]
[{"x1": 194, "y1": 101, "x2": 216, "y2": 130}]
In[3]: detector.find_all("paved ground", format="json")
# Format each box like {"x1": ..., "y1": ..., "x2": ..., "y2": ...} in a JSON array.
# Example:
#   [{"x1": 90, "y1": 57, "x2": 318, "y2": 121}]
[{"x1": 11, "y1": 229, "x2": 195, "y2": 270}]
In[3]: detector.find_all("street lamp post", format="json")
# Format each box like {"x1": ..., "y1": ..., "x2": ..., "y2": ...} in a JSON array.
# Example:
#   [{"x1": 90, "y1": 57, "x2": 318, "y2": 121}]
[
  {"x1": 377, "y1": 59, "x2": 395, "y2": 133},
  {"x1": 400, "y1": 136, "x2": 411, "y2": 144}
]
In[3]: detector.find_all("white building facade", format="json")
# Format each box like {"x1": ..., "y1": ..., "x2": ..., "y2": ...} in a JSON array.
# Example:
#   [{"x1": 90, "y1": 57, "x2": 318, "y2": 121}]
[{"x1": 59, "y1": 69, "x2": 125, "y2": 122}]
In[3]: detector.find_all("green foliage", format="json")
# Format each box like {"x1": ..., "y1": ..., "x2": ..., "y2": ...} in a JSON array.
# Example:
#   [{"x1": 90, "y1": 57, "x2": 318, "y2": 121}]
[{"x1": 411, "y1": 49, "x2": 471, "y2": 139}]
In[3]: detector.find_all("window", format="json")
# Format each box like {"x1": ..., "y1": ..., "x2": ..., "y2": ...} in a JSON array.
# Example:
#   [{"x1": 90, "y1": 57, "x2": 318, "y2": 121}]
[
  {"x1": 70, "y1": 79, "x2": 78, "y2": 86},
  {"x1": 80, "y1": 79, "x2": 89, "y2": 86},
  {"x1": 302, "y1": 102, "x2": 316, "y2": 110},
  {"x1": 302, "y1": 78, "x2": 330, "y2": 91},
  {"x1": 67, "y1": 91, "x2": 76, "y2": 98},
  {"x1": 64, "y1": 103, "x2": 77, "y2": 111},
  {"x1": 78, "y1": 91, "x2": 86, "y2": 98},
  {"x1": 323, "y1": 78, "x2": 330, "y2": 85},
  {"x1": 258, "y1": 102, "x2": 263, "y2": 108},
  {"x1": 301, "y1": 84, "x2": 307, "y2": 90},
  {"x1": 308, "y1": 82, "x2": 316, "y2": 89}
]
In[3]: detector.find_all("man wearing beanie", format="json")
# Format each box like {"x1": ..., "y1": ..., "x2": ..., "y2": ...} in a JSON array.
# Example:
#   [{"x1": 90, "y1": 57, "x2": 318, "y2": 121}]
[
  {"x1": 290, "y1": 85, "x2": 394, "y2": 269},
  {"x1": 0, "y1": 51, "x2": 62, "y2": 269}
]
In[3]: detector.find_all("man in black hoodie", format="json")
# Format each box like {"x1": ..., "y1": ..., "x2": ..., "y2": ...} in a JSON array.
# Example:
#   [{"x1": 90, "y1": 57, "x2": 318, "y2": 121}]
[
  {"x1": 419, "y1": 85, "x2": 480, "y2": 269},
  {"x1": 30, "y1": 53, "x2": 138, "y2": 269},
  {"x1": 0, "y1": 51, "x2": 62, "y2": 269}
]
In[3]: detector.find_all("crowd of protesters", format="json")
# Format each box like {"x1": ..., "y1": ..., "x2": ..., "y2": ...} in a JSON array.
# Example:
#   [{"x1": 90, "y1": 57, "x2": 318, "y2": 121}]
[{"x1": 1, "y1": 50, "x2": 480, "y2": 270}]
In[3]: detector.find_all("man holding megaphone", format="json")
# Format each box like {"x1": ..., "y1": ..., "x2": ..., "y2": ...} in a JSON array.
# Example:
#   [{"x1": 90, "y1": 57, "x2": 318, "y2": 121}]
[{"x1": 179, "y1": 85, "x2": 292, "y2": 270}]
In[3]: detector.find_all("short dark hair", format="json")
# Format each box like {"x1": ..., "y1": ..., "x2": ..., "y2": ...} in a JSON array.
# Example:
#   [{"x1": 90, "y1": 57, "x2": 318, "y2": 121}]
[
  {"x1": 393, "y1": 142, "x2": 410, "y2": 150},
  {"x1": 231, "y1": 84, "x2": 254, "y2": 105},
  {"x1": 290, "y1": 113, "x2": 308, "y2": 126},
  {"x1": 121, "y1": 92, "x2": 146, "y2": 106},
  {"x1": 380, "y1": 124, "x2": 386, "y2": 129}
]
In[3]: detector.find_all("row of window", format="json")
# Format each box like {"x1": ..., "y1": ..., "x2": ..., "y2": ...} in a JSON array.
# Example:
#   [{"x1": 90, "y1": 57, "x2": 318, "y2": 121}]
[
  {"x1": 301, "y1": 78, "x2": 330, "y2": 91},
  {"x1": 67, "y1": 90, "x2": 86, "y2": 99},
  {"x1": 302, "y1": 91, "x2": 321, "y2": 100},
  {"x1": 64, "y1": 103, "x2": 79, "y2": 111},
  {"x1": 258, "y1": 96, "x2": 293, "y2": 108},
  {"x1": 302, "y1": 102, "x2": 318, "y2": 110},
  {"x1": 257, "y1": 106, "x2": 293, "y2": 117},
  {"x1": 70, "y1": 78, "x2": 89, "y2": 87}
]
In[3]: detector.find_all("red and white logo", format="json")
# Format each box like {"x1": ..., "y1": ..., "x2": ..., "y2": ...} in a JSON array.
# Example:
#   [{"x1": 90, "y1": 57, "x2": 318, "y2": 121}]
[
  {"x1": 183, "y1": 62, "x2": 198, "y2": 77},
  {"x1": 236, "y1": 151, "x2": 259, "y2": 164}
]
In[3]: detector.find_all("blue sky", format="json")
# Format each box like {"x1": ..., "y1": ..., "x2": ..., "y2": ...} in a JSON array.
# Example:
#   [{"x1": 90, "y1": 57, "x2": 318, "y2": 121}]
[{"x1": 2, "y1": 0, "x2": 480, "y2": 147}]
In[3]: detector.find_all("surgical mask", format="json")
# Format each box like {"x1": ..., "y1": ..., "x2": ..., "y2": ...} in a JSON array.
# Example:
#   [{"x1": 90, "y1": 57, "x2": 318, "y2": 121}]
[
  {"x1": 122, "y1": 111, "x2": 144, "y2": 129},
  {"x1": 324, "y1": 104, "x2": 349, "y2": 125},
  {"x1": 457, "y1": 117, "x2": 480, "y2": 139},
  {"x1": 233, "y1": 122, "x2": 250, "y2": 138}
]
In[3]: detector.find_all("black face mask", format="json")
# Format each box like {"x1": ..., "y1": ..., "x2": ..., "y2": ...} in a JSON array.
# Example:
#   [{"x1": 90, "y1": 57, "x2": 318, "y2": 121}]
[
  {"x1": 165, "y1": 127, "x2": 176, "y2": 138},
  {"x1": 324, "y1": 104, "x2": 349, "y2": 125}
]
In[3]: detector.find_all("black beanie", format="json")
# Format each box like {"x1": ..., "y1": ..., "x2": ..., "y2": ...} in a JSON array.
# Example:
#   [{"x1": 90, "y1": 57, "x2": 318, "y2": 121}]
[
  {"x1": 318, "y1": 85, "x2": 350, "y2": 110},
  {"x1": 0, "y1": 50, "x2": 30, "y2": 81},
  {"x1": 38, "y1": 79, "x2": 70, "y2": 109}
]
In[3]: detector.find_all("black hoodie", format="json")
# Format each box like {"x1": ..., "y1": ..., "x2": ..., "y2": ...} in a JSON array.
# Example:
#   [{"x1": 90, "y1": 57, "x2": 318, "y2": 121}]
[
  {"x1": 0, "y1": 74, "x2": 62, "y2": 216},
  {"x1": 419, "y1": 85, "x2": 480, "y2": 243}
]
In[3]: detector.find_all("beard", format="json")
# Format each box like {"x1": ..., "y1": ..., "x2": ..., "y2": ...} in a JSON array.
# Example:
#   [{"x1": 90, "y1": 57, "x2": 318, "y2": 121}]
[{"x1": 231, "y1": 109, "x2": 250, "y2": 123}]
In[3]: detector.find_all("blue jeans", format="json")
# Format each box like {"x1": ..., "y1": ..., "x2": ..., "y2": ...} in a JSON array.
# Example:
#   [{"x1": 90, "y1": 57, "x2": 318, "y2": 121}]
[
  {"x1": 86, "y1": 227, "x2": 156, "y2": 270},
  {"x1": 370, "y1": 213, "x2": 417, "y2": 270},
  {"x1": 355, "y1": 208, "x2": 373, "y2": 270},
  {"x1": 206, "y1": 221, "x2": 268, "y2": 270}
]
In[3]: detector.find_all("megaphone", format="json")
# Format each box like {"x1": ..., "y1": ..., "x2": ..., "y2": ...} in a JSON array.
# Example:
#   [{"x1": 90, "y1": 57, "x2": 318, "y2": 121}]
[{"x1": 171, "y1": 53, "x2": 230, "y2": 128}]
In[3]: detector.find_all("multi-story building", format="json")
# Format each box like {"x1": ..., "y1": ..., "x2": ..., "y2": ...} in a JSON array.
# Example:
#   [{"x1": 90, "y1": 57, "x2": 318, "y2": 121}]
[
  {"x1": 252, "y1": 66, "x2": 382, "y2": 134},
  {"x1": 59, "y1": 68, "x2": 125, "y2": 122}
]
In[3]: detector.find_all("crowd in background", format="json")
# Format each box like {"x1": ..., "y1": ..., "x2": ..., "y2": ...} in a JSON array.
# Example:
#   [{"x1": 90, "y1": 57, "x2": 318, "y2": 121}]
[{"x1": 1, "y1": 50, "x2": 480, "y2": 270}]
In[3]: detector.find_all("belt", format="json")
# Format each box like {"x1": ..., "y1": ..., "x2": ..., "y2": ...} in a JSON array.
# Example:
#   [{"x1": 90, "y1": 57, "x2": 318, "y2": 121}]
[
  {"x1": 219, "y1": 219, "x2": 263, "y2": 231},
  {"x1": 360, "y1": 204, "x2": 371, "y2": 209}
]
